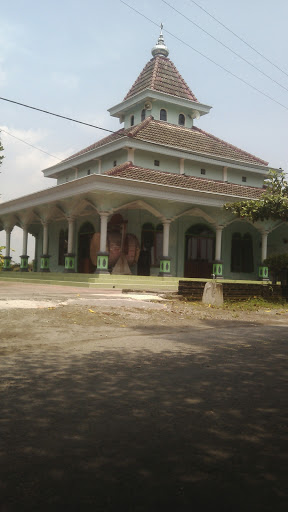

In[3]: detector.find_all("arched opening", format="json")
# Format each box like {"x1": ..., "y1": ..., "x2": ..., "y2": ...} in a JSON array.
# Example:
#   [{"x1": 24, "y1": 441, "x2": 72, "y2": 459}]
[
  {"x1": 77, "y1": 222, "x2": 96, "y2": 273},
  {"x1": 58, "y1": 228, "x2": 68, "y2": 266},
  {"x1": 130, "y1": 115, "x2": 134, "y2": 127},
  {"x1": 137, "y1": 222, "x2": 163, "y2": 275},
  {"x1": 178, "y1": 113, "x2": 185, "y2": 126},
  {"x1": 231, "y1": 232, "x2": 254, "y2": 273},
  {"x1": 107, "y1": 214, "x2": 124, "y2": 268},
  {"x1": 160, "y1": 109, "x2": 167, "y2": 121},
  {"x1": 184, "y1": 223, "x2": 215, "y2": 278},
  {"x1": 141, "y1": 109, "x2": 146, "y2": 122}
]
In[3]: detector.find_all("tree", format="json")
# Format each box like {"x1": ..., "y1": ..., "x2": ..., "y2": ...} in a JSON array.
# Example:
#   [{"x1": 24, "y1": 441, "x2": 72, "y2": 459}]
[{"x1": 224, "y1": 170, "x2": 288, "y2": 222}]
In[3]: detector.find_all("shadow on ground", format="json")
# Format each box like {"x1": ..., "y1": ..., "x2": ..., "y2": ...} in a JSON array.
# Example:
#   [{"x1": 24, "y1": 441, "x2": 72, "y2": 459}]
[{"x1": 0, "y1": 318, "x2": 287, "y2": 511}]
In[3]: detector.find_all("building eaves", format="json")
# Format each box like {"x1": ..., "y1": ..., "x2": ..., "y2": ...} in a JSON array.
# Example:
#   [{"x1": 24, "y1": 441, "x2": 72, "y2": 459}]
[{"x1": 105, "y1": 162, "x2": 264, "y2": 199}]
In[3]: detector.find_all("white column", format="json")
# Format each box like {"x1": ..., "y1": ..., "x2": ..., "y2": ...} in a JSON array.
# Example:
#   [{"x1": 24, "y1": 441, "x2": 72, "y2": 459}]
[
  {"x1": 215, "y1": 225, "x2": 223, "y2": 261},
  {"x1": 261, "y1": 231, "x2": 268, "y2": 262},
  {"x1": 22, "y1": 226, "x2": 28, "y2": 255},
  {"x1": 5, "y1": 228, "x2": 11, "y2": 257},
  {"x1": 67, "y1": 218, "x2": 75, "y2": 253},
  {"x1": 163, "y1": 221, "x2": 171, "y2": 257},
  {"x1": 99, "y1": 212, "x2": 109, "y2": 252},
  {"x1": 127, "y1": 148, "x2": 135, "y2": 163},
  {"x1": 223, "y1": 166, "x2": 228, "y2": 182},
  {"x1": 34, "y1": 235, "x2": 38, "y2": 260},
  {"x1": 179, "y1": 158, "x2": 185, "y2": 174},
  {"x1": 42, "y1": 222, "x2": 49, "y2": 254}
]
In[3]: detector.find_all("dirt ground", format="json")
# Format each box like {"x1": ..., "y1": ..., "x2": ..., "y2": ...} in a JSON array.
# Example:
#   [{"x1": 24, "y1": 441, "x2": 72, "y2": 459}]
[{"x1": 0, "y1": 282, "x2": 288, "y2": 511}]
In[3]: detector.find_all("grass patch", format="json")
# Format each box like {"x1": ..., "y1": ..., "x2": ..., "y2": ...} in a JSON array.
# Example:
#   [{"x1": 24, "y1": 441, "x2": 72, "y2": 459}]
[{"x1": 222, "y1": 297, "x2": 288, "y2": 311}]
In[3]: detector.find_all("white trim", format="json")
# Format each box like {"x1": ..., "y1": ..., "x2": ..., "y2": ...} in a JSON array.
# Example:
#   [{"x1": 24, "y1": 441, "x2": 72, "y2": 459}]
[
  {"x1": 0, "y1": 173, "x2": 265, "y2": 221},
  {"x1": 178, "y1": 113, "x2": 186, "y2": 127},
  {"x1": 175, "y1": 207, "x2": 217, "y2": 225},
  {"x1": 113, "y1": 199, "x2": 163, "y2": 219},
  {"x1": 42, "y1": 134, "x2": 271, "y2": 178},
  {"x1": 108, "y1": 89, "x2": 212, "y2": 118}
]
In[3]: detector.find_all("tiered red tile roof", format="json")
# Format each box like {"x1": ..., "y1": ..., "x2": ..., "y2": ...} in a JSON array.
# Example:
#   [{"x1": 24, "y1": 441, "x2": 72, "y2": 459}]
[
  {"x1": 129, "y1": 118, "x2": 268, "y2": 166},
  {"x1": 65, "y1": 116, "x2": 268, "y2": 167},
  {"x1": 124, "y1": 55, "x2": 199, "y2": 102},
  {"x1": 105, "y1": 161, "x2": 264, "y2": 199}
]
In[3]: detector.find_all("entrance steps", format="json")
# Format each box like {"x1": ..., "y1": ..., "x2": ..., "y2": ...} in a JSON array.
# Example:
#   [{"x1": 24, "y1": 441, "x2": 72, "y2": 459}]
[{"x1": 0, "y1": 272, "x2": 183, "y2": 292}]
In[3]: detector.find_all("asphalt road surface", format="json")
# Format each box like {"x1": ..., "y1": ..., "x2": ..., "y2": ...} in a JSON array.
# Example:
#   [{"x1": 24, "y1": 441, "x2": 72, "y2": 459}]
[{"x1": 0, "y1": 282, "x2": 287, "y2": 511}]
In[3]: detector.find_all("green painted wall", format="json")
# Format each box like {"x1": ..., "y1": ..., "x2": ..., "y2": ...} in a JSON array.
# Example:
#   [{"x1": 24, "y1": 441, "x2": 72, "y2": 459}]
[
  {"x1": 33, "y1": 202, "x2": 274, "y2": 280},
  {"x1": 123, "y1": 101, "x2": 194, "y2": 129},
  {"x1": 101, "y1": 150, "x2": 127, "y2": 172},
  {"x1": 135, "y1": 149, "x2": 179, "y2": 172},
  {"x1": 227, "y1": 169, "x2": 265, "y2": 188},
  {"x1": 222, "y1": 221, "x2": 261, "y2": 280},
  {"x1": 267, "y1": 224, "x2": 288, "y2": 256},
  {"x1": 184, "y1": 161, "x2": 223, "y2": 180}
]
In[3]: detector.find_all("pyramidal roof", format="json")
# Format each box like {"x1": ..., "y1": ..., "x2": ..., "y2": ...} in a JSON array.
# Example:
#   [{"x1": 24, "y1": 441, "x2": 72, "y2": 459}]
[
  {"x1": 124, "y1": 56, "x2": 199, "y2": 102},
  {"x1": 124, "y1": 29, "x2": 198, "y2": 102}
]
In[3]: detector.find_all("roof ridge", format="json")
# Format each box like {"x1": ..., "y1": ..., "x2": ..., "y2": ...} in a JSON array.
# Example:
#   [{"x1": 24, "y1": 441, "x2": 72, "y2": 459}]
[
  {"x1": 193, "y1": 126, "x2": 268, "y2": 166},
  {"x1": 127, "y1": 115, "x2": 153, "y2": 137},
  {"x1": 105, "y1": 161, "x2": 133, "y2": 176},
  {"x1": 164, "y1": 57, "x2": 198, "y2": 102},
  {"x1": 151, "y1": 56, "x2": 160, "y2": 89}
]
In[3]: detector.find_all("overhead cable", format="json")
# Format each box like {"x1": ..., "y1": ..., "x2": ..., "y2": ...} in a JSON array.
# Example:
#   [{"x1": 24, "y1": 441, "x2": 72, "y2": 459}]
[
  {"x1": 0, "y1": 127, "x2": 62, "y2": 161},
  {"x1": 162, "y1": 0, "x2": 288, "y2": 92},
  {"x1": 0, "y1": 96, "x2": 116, "y2": 134},
  {"x1": 188, "y1": 0, "x2": 288, "y2": 78},
  {"x1": 120, "y1": 0, "x2": 288, "y2": 111}
]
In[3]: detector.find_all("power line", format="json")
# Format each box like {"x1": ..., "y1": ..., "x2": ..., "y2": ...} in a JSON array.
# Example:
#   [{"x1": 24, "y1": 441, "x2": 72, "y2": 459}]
[
  {"x1": 120, "y1": 0, "x2": 288, "y2": 111},
  {"x1": 0, "y1": 127, "x2": 62, "y2": 161},
  {"x1": 0, "y1": 96, "x2": 116, "y2": 134},
  {"x1": 161, "y1": 0, "x2": 288, "y2": 93},
  {"x1": 0, "y1": 96, "x2": 128, "y2": 159},
  {"x1": 188, "y1": 0, "x2": 288, "y2": 78}
]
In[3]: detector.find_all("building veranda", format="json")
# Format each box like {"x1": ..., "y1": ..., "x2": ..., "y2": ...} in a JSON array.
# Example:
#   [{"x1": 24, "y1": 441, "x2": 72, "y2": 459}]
[{"x1": 0, "y1": 30, "x2": 286, "y2": 281}]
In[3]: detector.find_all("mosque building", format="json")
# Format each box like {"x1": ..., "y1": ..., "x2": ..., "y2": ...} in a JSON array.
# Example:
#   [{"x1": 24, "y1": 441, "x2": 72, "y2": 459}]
[{"x1": 0, "y1": 29, "x2": 284, "y2": 280}]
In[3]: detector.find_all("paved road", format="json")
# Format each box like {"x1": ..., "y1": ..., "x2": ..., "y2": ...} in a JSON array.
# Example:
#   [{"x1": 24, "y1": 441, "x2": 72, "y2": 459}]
[{"x1": 0, "y1": 282, "x2": 287, "y2": 511}]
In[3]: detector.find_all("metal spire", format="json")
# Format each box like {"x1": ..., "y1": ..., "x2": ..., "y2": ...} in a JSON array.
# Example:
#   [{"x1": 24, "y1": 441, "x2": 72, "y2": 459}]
[{"x1": 151, "y1": 23, "x2": 169, "y2": 58}]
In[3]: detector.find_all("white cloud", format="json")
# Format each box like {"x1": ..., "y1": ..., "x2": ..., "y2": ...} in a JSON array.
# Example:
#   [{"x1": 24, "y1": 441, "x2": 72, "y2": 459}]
[
  {"x1": 50, "y1": 71, "x2": 80, "y2": 90},
  {"x1": 0, "y1": 126, "x2": 70, "y2": 201},
  {"x1": 0, "y1": 126, "x2": 73, "y2": 261}
]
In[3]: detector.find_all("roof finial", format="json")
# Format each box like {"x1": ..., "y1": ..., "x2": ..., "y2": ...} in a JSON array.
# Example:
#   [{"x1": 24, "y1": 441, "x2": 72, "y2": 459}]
[{"x1": 151, "y1": 23, "x2": 169, "y2": 58}]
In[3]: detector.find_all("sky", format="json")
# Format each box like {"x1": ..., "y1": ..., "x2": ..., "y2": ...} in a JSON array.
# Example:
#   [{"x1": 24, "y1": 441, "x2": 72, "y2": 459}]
[{"x1": 1, "y1": 0, "x2": 288, "y2": 261}]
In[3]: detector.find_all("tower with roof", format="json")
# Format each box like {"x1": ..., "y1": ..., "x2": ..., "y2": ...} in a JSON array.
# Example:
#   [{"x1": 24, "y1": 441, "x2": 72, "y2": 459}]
[
  {"x1": 109, "y1": 27, "x2": 211, "y2": 129},
  {"x1": 0, "y1": 29, "x2": 280, "y2": 282}
]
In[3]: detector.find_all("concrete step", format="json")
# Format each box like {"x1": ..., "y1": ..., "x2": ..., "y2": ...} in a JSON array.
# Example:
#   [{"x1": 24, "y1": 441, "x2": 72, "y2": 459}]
[{"x1": 0, "y1": 272, "x2": 179, "y2": 291}]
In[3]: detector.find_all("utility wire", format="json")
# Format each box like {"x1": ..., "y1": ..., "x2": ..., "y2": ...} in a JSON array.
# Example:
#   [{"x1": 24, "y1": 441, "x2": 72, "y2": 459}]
[
  {"x1": 120, "y1": 0, "x2": 288, "y2": 110},
  {"x1": 162, "y1": 0, "x2": 288, "y2": 92},
  {"x1": 0, "y1": 96, "x2": 128, "y2": 159},
  {"x1": 188, "y1": 0, "x2": 288, "y2": 78},
  {"x1": 0, "y1": 127, "x2": 62, "y2": 161},
  {"x1": 0, "y1": 96, "x2": 116, "y2": 134},
  {"x1": 1, "y1": 0, "x2": 287, "y2": 163}
]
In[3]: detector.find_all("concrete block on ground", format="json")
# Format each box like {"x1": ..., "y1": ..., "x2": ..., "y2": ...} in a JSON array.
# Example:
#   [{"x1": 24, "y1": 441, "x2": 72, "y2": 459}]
[{"x1": 202, "y1": 281, "x2": 223, "y2": 306}]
